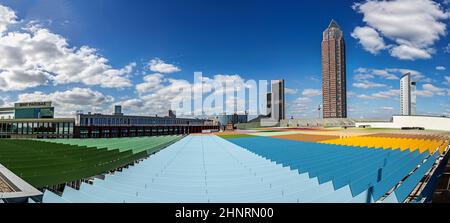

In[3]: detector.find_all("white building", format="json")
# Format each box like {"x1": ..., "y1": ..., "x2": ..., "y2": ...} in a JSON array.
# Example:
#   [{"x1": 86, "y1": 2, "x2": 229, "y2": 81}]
[
  {"x1": 400, "y1": 73, "x2": 416, "y2": 116},
  {"x1": 355, "y1": 115, "x2": 450, "y2": 132}
]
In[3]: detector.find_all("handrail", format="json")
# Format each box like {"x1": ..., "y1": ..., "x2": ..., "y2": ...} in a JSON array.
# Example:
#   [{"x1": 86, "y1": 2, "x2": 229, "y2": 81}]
[
  {"x1": 406, "y1": 142, "x2": 450, "y2": 203},
  {"x1": 377, "y1": 142, "x2": 449, "y2": 203}
]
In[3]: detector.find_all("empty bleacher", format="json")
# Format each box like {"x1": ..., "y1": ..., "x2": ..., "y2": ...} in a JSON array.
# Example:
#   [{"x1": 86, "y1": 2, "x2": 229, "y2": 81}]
[
  {"x1": 281, "y1": 118, "x2": 356, "y2": 128},
  {"x1": 41, "y1": 135, "x2": 438, "y2": 203},
  {"x1": 227, "y1": 136, "x2": 435, "y2": 202},
  {"x1": 320, "y1": 136, "x2": 447, "y2": 155},
  {"x1": 0, "y1": 136, "x2": 180, "y2": 188},
  {"x1": 43, "y1": 135, "x2": 359, "y2": 203},
  {"x1": 39, "y1": 135, "x2": 181, "y2": 155}
]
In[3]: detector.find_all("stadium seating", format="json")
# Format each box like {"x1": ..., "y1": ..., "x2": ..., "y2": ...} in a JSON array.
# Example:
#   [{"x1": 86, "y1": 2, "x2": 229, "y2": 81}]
[
  {"x1": 385, "y1": 151, "x2": 440, "y2": 203},
  {"x1": 40, "y1": 136, "x2": 180, "y2": 155},
  {"x1": 43, "y1": 135, "x2": 359, "y2": 203},
  {"x1": 320, "y1": 136, "x2": 446, "y2": 155},
  {"x1": 280, "y1": 118, "x2": 355, "y2": 128},
  {"x1": 227, "y1": 136, "x2": 432, "y2": 202},
  {"x1": 40, "y1": 135, "x2": 437, "y2": 203},
  {"x1": 0, "y1": 136, "x2": 180, "y2": 188}
]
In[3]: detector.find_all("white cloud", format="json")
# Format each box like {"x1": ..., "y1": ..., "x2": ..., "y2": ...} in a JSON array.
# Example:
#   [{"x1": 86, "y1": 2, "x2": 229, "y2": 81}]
[
  {"x1": 0, "y1": 98, "x2": 4, "y2": 106},
  {"x1": 416, "y1": 90, "x2": 434, "y2": 97},
  {"x1": 0, "y1": 4, "x2": 136, "y2": 91},
  {"x1": 445, "y1": 76, "x2": 450, "y2": 84},
  {"x1": 355, "y1": 68, "x2": 430, "y2": 82},
  {"x1": 352, "y1": 0, "x2": 450, "y2": 60},
  {"x1": 148, "y1": 58, "x2": 181, "y2": 74},
  {"x1": 436, "y1": 66, "x2": 446, "y2": 71},
  {"x1": 293, "y1": 97, "x2": 312, "y2": 104},
  {"x1": 354, "y1": 68, "x2": 399, "y2": 81},
  {"x1": 120, "y1": 99, "x2": 145, "y2": 112},
  {"x1": 353, "y1": 81, "x2": 387, "y2": 89},
  {"x1": 288, "y1": 97, "x2": 313, "y2": 116},
  {"x1": 416, "y1": 83, "x2": 446, "y2": 97},
  {"x1": 423, "y1": 84, "x2": 445, "y2": 93},
  {"x1": 357, "y1": 89, "x2": 400, "y2": 100},
  {"x1": 132, "y1": 74, "x2": 253, "y2": 116},
  {"x1": 285, "y1": 88, "x2": 298, "y2": 95},
  {"x1": 445, "y1": 43, "x2": 450, "y2": 53},
  {"x1": 379, "y1": 106, "x2": 395, "y2": 111},
  {"x1": 351, "y1": 26, "x2": 387, "y2": 54},
  {"x1": 389, "y1": 68, "x2": 431, "y2": 82},
  {"x1": 389, "y1": 45, "x2": 432, "y2": 60},
  {"x1": 0, "y1": 5, "x2": 16, "y2": 34},
  {"x1": 136, "y1": 73, "x2": 164, "y2": 94},
  {"x1": 17, "y1": 88, "x2": 114, "y2": 117},
  {"x1": 347, "y1": 91, "x2": 357, "y2": 98},
  {"x1": 373, "y1": 90, "x2": 400, "y2": 99},
  {"x1": 302, "y1": 89, "x2": 322, "y2": 97}
]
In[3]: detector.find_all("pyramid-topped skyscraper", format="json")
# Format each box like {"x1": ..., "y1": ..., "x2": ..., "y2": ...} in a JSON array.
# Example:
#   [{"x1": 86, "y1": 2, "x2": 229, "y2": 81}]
[{"x1": 322, "y1": 19, "x2": 347, "y2": 118}]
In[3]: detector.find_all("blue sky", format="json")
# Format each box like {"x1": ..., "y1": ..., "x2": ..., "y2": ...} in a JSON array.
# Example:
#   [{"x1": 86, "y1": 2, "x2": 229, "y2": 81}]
[{"x1": 0, "y1": 0, "x2": 449, "y2": 119}]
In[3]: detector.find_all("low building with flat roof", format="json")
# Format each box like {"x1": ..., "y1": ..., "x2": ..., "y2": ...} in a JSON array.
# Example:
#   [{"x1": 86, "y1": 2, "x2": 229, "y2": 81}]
[
  {"x1": 74, "y1": 107, "x2": 218, "y2": 138},
  {"x1": 0, "y1": 101, "x2": 75, "y2": 139},
  {"x1": 355, "y1": 115, "x2": 450, "y2": 132}
]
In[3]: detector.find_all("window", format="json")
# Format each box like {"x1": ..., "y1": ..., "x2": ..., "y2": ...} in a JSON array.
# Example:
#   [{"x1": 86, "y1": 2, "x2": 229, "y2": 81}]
[{"x1": 69, "y1": 123, "x2": 73, "y2": 135}]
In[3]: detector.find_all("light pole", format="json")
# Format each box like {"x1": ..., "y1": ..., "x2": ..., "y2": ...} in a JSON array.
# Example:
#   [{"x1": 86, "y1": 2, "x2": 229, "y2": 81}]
[{"x1": 318, "y1": 104, "x2": 322, "y2": 119}]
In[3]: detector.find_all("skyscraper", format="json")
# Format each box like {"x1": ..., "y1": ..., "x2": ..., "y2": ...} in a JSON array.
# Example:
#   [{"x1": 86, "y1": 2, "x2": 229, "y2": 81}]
[
  {"x1": 271, "y1": 80, "x2": 285, "y2": 121},
  {"x1": 411, "y1": 81, "x2": 417, "y2": 116},
  {"x1": 266, "y1": 92, "x2": 272, "y2": 116},
  {"x1": 400, "y1": 73, "x2": 417, "y2": 116},
  {"x1": 322, "y1": 20, "x2": 347, "y2": 118}
]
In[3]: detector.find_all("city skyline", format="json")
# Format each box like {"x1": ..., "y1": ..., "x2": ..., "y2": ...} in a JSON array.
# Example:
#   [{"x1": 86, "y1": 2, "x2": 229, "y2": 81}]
[{"x1": 0, "y1": 0, "x2": 449, "y2": 119}]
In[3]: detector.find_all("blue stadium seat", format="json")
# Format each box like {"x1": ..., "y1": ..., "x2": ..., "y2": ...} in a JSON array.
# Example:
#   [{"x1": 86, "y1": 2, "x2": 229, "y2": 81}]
[{"x1": 392, "y1": 151, "x2": 439, "y2": 203}]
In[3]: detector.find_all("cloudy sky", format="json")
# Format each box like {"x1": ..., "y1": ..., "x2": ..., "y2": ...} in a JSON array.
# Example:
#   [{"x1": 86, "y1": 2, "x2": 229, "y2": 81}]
[{"x1": 0, "y1": 0, "x2": 449, "y2": 118}]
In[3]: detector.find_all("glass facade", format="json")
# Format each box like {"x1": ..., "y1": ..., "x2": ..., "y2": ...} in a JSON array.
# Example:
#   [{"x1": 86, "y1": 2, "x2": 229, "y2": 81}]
[
  {"x1": 77, "y1": 114, "x2": 206, "y2": 127},
  {"x1": 14, "y1": 107, "x2": 55, "y2": 119},
  {"x1": 0, "y1": 120, "x2": 74, "y2": 139}
]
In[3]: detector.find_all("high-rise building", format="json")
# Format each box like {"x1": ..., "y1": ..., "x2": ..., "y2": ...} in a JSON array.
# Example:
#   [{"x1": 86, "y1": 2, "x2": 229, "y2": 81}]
[
  {"x1": 271, "y1": 80, "x2": 285, "y2": 121},
  {"x1": 400, "y1": 73, "x2": 417, "y2": 116},
  {"x1": 411, "y1": 81, "x2": 417, "y2": 116},
  {"x1": 266, "y1": 92, "x2": 272, "y2": 116},
  {"x1": 322, "y1": 20, "x2": 347, "y2": 118}
]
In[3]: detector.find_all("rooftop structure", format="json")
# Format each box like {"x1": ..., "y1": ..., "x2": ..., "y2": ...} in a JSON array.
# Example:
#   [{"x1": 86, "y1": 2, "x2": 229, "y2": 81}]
[{"x1": 0, "y1": 101, "x2": 74, "y2": 139}]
